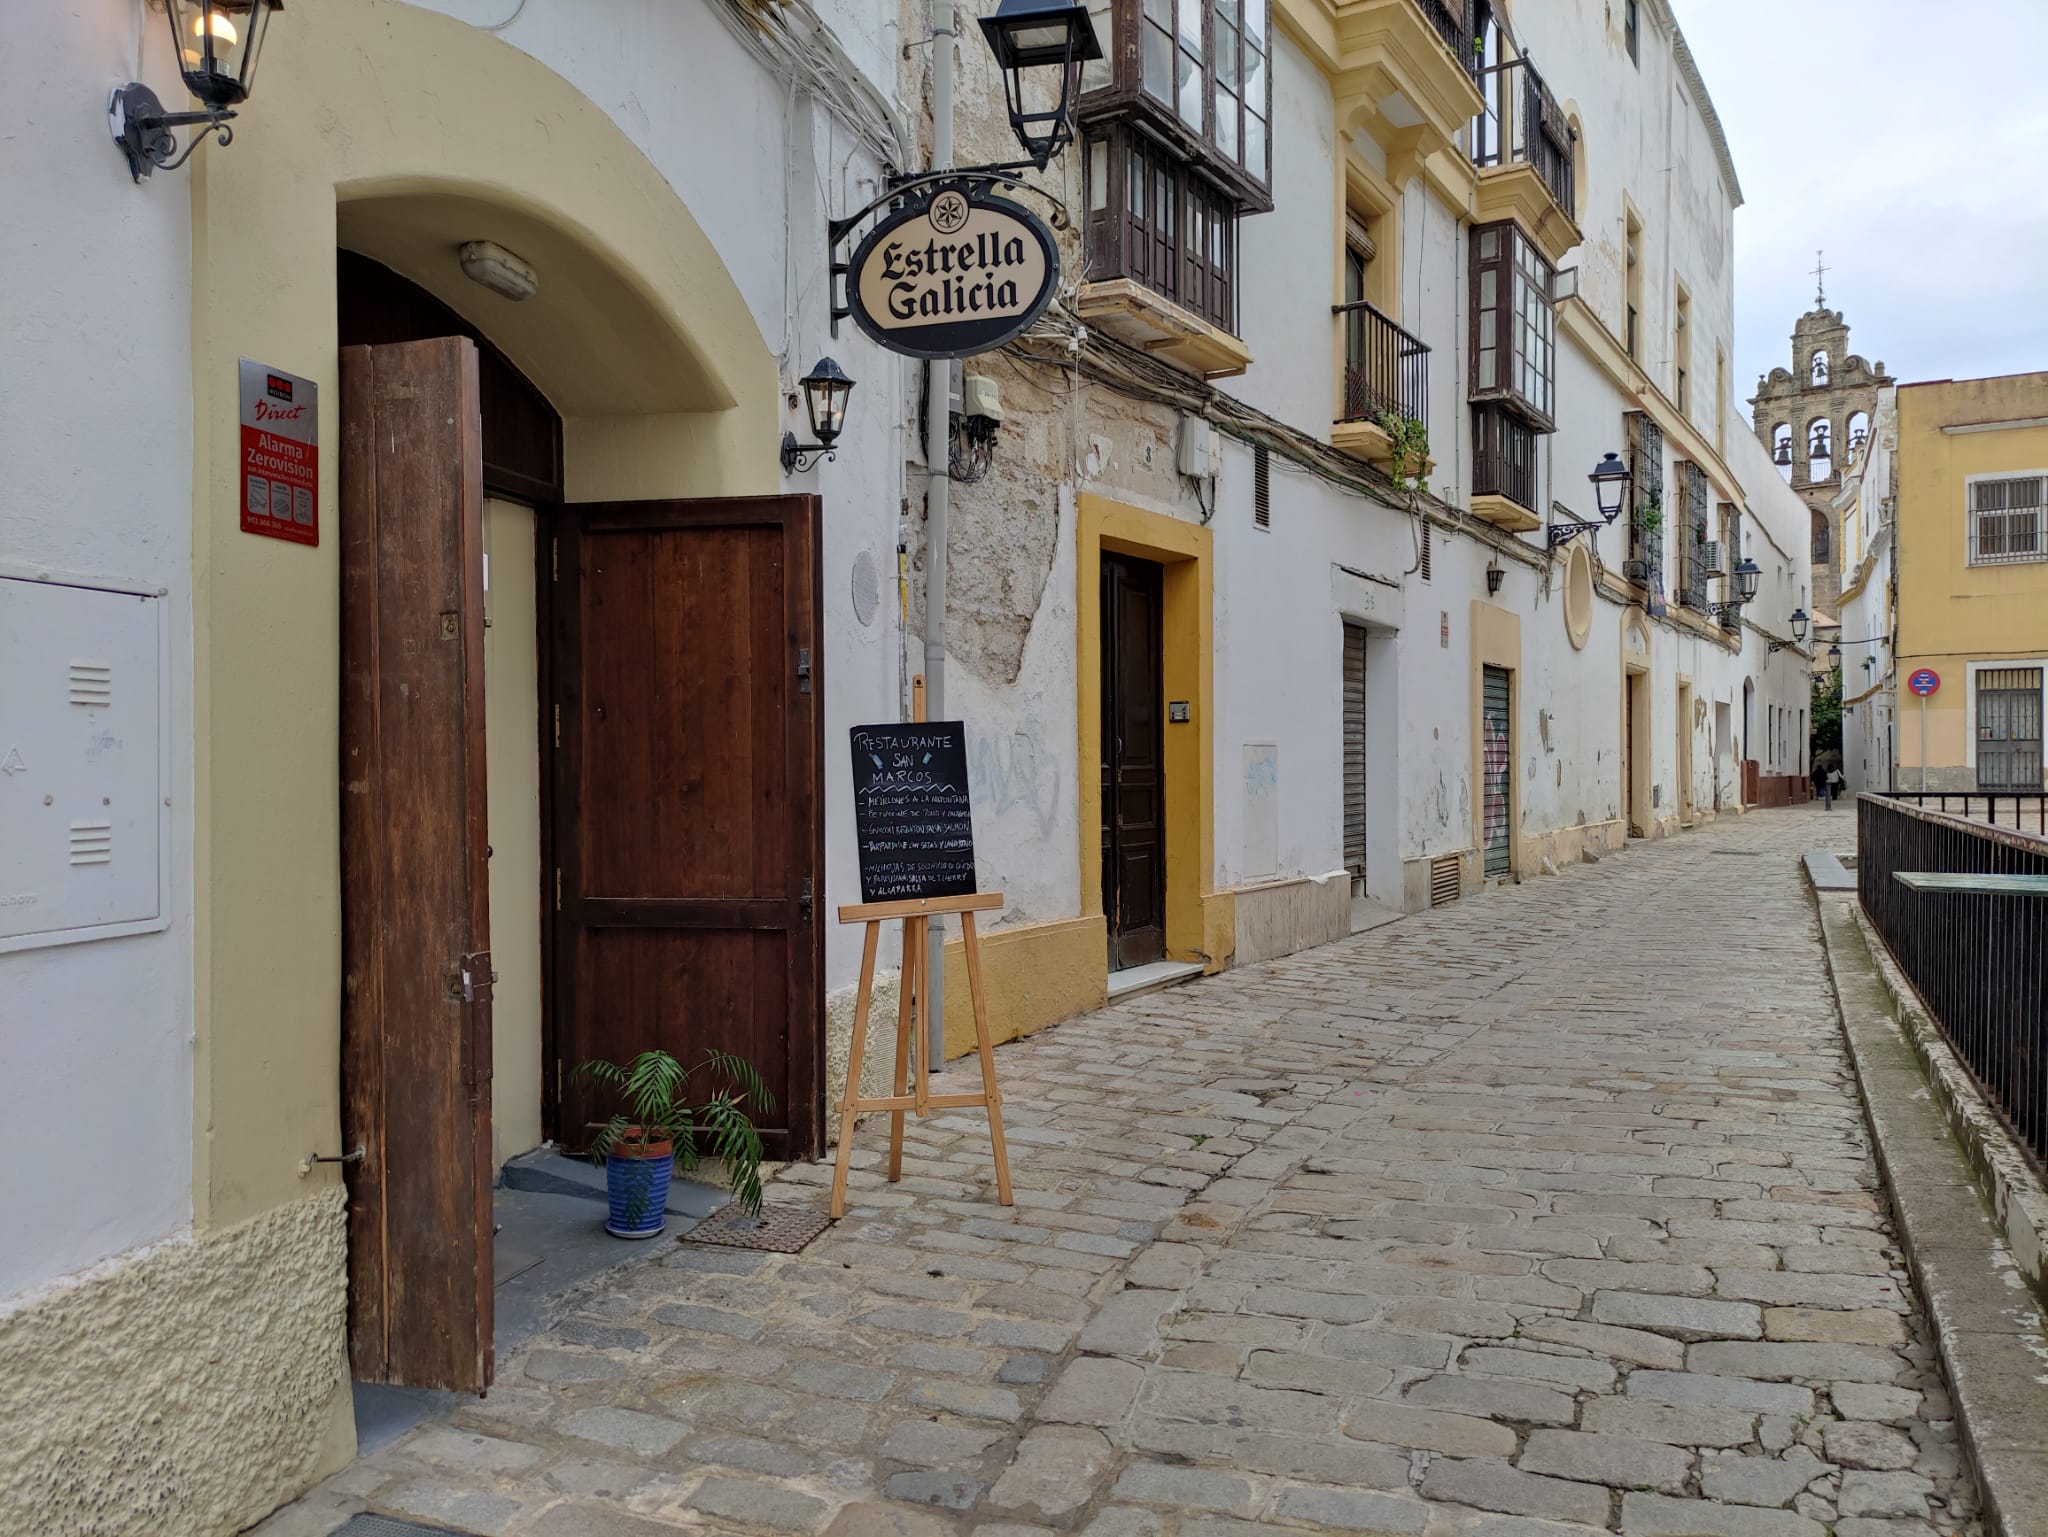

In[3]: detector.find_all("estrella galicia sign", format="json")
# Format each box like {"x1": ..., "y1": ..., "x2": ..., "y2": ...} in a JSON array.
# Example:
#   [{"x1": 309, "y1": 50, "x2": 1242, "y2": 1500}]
[{"x1": 846, "y1": 185, "x2": 1060, "y2": 360}]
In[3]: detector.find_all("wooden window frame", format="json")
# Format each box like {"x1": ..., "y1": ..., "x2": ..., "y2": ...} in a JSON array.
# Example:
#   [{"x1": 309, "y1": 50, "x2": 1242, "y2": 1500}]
[
  {"x1": 1083, "y1": 121, "x2": 1239, "y2": 335},
  {"x1": 1080, "y1": 0, "x2": 1274, "y2": 211},
  {"x1": 1468, "y1": 219, "x2": 1556, "y2": 431}
]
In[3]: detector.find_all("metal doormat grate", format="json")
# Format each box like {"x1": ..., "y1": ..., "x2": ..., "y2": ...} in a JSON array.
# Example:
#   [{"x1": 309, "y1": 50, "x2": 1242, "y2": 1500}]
[
  {"x1": 682, "y1": 1201, "x2": 832, "y2": 1253},
  {"x1": 333, "y1": 1517, "x2": 476, "y2": 1537}
]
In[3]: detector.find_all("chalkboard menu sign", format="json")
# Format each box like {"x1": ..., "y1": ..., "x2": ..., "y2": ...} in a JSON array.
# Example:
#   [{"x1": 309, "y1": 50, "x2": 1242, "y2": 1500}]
[{"x1": 850, "y1": 722, "x2": 977, "y2": 903}]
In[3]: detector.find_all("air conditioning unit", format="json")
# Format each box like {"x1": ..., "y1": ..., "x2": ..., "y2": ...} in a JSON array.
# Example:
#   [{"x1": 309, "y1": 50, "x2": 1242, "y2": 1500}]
[
  {"x1": 1700, "y1": 541, "x2": 1725, "y2": 576},
  {"x1": 1178, "y1": 415, "x2": 1222, "y2": 480}
]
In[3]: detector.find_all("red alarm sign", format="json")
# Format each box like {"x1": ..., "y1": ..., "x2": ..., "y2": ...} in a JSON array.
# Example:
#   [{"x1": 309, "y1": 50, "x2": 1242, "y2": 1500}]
[{"x1": 239, "y1": 359, "x2": 318, "y2": 547}]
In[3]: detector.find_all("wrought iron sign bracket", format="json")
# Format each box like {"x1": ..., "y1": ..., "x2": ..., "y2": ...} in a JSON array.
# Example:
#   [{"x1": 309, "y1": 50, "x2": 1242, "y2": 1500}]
[
  {"x1": 1706, "y1": 600, "x2": 1745, "y2": 623},
  {"x1": 827, "y1": 165, "x2": 1070, "y2": 338},
  {"x1": 1546, "y1": 518, "x2": 1605, "y2": 549}
]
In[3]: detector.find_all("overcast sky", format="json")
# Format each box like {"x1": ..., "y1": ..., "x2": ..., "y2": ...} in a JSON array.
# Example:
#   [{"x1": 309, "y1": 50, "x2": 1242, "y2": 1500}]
[{"x1": 1677, "y1": 0, "x2": 2048, "y2": 423}]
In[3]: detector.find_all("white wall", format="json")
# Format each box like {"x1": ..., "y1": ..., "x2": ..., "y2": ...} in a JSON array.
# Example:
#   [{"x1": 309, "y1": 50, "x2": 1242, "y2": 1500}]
[
  {"x1": 415, "y1": 0, "x2": 912, "y2": 994},
  {"x1": 0, "y1": 1, "x2": 196, "y2": 1298}
]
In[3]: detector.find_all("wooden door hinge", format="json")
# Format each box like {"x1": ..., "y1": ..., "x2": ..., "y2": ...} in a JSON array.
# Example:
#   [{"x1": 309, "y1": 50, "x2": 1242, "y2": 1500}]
[
  {"x1": 554, "y1": 703, "x2": 561, "y2": 749},
  {"x1": 555, "y1": 867, "x2": 562, "y2": 911},
  {"x1": 797, "y1": 646, "x2": 812, "y2": 693}
]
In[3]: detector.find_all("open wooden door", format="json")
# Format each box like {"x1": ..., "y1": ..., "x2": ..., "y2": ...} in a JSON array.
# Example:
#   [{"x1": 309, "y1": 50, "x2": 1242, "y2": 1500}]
[
  {"x1": 551, "y1": 496, "x2": 824, "y2": 1161},
  {"x1": 339, "y1": 337, "x2": 495, "y2": 1392}
]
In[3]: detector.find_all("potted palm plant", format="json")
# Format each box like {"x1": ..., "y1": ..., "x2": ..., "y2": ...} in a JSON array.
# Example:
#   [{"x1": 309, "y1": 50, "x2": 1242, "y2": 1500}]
[{"x1": 574, "y1": 1048, "x2": 776, "y2": 1239}]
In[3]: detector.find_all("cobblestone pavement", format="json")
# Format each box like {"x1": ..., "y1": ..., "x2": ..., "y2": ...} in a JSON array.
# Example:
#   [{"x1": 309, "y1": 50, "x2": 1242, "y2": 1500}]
[{"x1": 268, "y1": 803, "x2": 1984, "y2": 1537}]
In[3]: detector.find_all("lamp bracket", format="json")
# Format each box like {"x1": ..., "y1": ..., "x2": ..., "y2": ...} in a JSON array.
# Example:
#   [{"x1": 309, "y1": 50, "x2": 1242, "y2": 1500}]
[
  {"x1": 1546, "y1": 518, "x2": 1604, "y2": 549},
  {"x1": 1705, "y1": 600, "x2": 1745, "y2": 621},
  {"x1": 111, "y1": 83, "x2": 234, "y2": 183},
  {"x1": 826, "y1": 167, "x2": 1071, "y2": 336},
  {"x1": 781, "y1": 433, "x2": 837, "y2": 476}
]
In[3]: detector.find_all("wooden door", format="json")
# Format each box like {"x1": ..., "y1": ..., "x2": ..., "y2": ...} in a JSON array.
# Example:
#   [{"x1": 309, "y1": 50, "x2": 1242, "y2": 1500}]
[
  {"x1": 1100, "y1": 554, "x2": 1165, "y2": 970},
  {"x1": 1342, "y1": 623, "x2": 1368, "y2": 886},
  {"x1": 339, "y1": 337, "x2": 494, "y2": 1392},
  {"x1": 552, "y1": 497, "x2": 823, "y2": 1161}
]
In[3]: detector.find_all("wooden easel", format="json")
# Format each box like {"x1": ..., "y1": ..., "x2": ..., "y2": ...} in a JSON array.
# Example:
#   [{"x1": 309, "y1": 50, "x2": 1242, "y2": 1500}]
[{"x1": 829, "y1": 679, "x2": 1014, "y2": 1220}]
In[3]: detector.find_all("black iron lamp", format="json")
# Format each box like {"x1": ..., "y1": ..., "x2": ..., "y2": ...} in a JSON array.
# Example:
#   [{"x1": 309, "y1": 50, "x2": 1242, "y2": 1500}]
[
  {"x1": 1707, "y1": 555, "x2": 1760, "y2": 623},
  {"x1": 781, "y1": 358, "x2": 856, "y2": 474},
  {"x1": 111, "y1": 0, "x2": 280, "y2": 182},
  {"x1": 979, "y1": 0, "x2": 1103, "y2": 169},
  {"x1": 1485, "y1": 558, "x2": 1505, "y2": 595},
  {"x1": 1829, "y1": 641, "x2": 1843, "y2": 671},
  {"x1": 1768, "y1": 606, "x2": 1811, "y2": 656},
  {"x1": 1549, "y1": 451, "x2": 1631, "y2": 548}
]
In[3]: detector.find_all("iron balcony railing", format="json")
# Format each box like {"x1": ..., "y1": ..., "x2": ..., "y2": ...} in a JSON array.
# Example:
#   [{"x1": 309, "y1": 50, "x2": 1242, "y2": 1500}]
[
  {"x1": 1335, "y1": 299, "x2": 1430, "y2": 430},
  {"x1": 1414, "y1": 0, "x2": 1481, "y2": 79},
  {"x1": 1859, "y1": 792, "x2": 2048, "y2": 1167},
  {"x1": 1472, "y1": 57, "x2": 1575, "y2": 217}
]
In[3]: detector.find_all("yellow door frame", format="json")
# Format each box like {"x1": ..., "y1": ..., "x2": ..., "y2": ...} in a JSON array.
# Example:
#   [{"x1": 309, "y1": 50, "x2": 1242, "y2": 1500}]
[{"x1": 1077, "y1": 494, "x2": 1228, "y2": 969}]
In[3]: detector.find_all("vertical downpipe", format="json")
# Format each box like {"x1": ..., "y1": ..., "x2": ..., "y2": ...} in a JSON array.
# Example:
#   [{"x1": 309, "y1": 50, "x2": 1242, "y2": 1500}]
[{"x1": 923, "y1": 0, "x2": 956, "y2": 1076}]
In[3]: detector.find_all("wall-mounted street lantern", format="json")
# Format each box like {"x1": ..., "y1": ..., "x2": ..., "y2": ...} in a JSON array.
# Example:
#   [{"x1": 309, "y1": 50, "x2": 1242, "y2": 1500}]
[
  {"x1": 1828, "y1": 641, "x2": 1844, "y2": 671},
  {"x1": 1768, "y1": 606, "x2": 1811, "y2": 655},
  {"x1": 978, "y1": 0, "x2": 1103, "y2": 170},
  {"x1": 1549, "y1": 451, "x2": 1631, "y2": 547},
  {"x1": 1485, "y1": 558, "x2": 1505, "y2": 596},
  {"x1": 111, "y1": 0, "x2": 279, "y2": 182},
  {"x1": 781, "y1": 358, "x2": 856, "y2": 474},
  {"x1": 1706, "y1": 555, "x2": 1760, "y2": 623}
]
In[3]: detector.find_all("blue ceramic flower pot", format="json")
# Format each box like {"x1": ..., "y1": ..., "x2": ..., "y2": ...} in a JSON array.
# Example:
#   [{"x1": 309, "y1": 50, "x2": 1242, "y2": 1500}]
[{"x1": 605, "y1": 1144, "x2": 673, "y2": 1239}]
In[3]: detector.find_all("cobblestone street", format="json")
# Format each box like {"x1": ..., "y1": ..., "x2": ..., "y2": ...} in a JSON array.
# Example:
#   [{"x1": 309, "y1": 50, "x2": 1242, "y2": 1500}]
[{"x1": 274, "y1": 804, "x2": 1983, "y2": 1537}]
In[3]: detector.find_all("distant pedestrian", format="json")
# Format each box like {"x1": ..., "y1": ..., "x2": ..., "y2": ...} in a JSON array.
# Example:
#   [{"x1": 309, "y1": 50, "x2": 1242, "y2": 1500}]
[
  {"x1": 1829, "y1": 765, "x2": 1846, "y2": 806},
  {"x1": 1812, "y1": 761, "x2": 1833, "y2": 810}
]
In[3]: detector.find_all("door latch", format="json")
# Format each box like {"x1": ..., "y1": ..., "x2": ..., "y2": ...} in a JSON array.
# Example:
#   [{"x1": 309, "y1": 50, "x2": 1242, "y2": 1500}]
[
  {"x1": 797, "y1": 647, "x2": 812, "y2": 693},
  {"x1": 298, "y1": 1143, "x2": 366, "y2": 1178},
  {"x1": 799, "y1": 876, "x2": 814, "y2": 923}
]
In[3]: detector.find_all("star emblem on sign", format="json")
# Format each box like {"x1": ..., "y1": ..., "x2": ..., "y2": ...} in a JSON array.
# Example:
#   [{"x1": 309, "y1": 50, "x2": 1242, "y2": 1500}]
[{"x1": 929, "y1": 190, "x2": 970, "y2": 234}]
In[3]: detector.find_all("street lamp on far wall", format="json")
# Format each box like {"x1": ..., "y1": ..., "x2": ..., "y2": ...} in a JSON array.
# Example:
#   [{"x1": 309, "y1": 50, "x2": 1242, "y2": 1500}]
[
  {"x1": 978, "y1": 0, "x2": 1103, "y2": 169},
  {"x1": 111, "y1": 0, "x2": 281, "y2": 182},
  {"x1": 1768, "y1": 607, "x2": 1812, "y2": 656}
]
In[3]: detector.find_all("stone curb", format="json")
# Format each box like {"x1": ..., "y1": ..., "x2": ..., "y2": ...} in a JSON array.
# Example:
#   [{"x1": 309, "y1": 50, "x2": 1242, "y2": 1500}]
[{"x1": 1810, "y1": 886, "x2": 2048, "y2": 1537}]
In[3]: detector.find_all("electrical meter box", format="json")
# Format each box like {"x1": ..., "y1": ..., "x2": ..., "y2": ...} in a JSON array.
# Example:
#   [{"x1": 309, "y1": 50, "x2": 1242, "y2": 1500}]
[
  {"x1": 0, "y1": 576, "x2": 169, "y2": 952},
  {"x1": 1178, "y1": 415, "x2": 1222, "y2": 480}
]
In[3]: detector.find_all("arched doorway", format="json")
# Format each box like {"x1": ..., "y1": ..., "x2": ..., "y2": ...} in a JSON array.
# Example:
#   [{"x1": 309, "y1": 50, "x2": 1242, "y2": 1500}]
[{"x1": 334, "y1": 250, "x2": 823, "y2": 1393}]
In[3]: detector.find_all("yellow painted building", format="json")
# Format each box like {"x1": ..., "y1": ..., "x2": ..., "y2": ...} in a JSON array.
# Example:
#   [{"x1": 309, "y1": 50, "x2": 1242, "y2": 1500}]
[{"x1": 1894, "y1": 373, "x2": 2048, "y2": 791}]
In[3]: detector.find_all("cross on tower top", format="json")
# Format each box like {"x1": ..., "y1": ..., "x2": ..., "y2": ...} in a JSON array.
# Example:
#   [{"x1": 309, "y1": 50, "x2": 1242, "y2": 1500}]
[{"x1": 1813, "y1": 249, "x2": 1828, "y2": 306}]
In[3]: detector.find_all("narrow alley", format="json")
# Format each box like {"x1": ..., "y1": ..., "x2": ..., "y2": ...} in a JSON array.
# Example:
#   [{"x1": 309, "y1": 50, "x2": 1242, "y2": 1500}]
[{"x1": 271, "y1": 805, "x2": 1979, "y2": 1537}]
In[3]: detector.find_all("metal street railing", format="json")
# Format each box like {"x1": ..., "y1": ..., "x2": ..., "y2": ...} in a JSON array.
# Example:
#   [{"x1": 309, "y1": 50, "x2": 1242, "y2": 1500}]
[{"x1": 1859, "y1": 792, "x2": 2048, "y2": 1168}]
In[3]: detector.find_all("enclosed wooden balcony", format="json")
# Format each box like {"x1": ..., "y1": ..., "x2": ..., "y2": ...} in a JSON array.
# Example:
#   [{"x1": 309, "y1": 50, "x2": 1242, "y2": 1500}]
[{"x1": 1470, "y1": 56, "x2": 1581, "y2": 265}]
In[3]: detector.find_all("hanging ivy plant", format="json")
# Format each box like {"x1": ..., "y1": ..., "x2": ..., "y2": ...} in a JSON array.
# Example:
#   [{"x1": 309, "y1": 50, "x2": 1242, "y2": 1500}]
[
  {"x1": 1376, "y1": 410, "x2": 1431, "y2": 495},
  {"x1": 1633, "y1": 490, "x2": 1663, "y2": 533}
]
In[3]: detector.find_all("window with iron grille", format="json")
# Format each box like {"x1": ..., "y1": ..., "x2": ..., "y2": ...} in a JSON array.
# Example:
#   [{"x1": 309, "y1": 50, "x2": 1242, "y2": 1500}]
[
  {"x1": 1676, "y1": 460, "x2": 1710, "y2": 610},
  {"x1": 1718, "y1": 502, "x2": 1743, "y2": 630},
  {"x1": 1966, "y1": 474, "x2": 2046, "y2": 565},
  {"x1": 1469, "y1": 221, "x2": 1556, "y2": 430},
  {"x1": 1977, "y1": 667, "x2": 2044, "y2": 790},
  {"x1": 1625, "y1": 411, "x2": 1664, "y2": 589}
]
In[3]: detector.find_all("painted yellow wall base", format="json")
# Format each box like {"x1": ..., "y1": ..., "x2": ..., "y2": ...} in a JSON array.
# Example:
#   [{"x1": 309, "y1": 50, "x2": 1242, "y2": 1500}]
[
  {"x1": 940, "y1": 916, "x2": 1108, "y2": 1060},
  {"x1": 0, "y1": 1193, "x2": 352, "y2": 1537}
]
